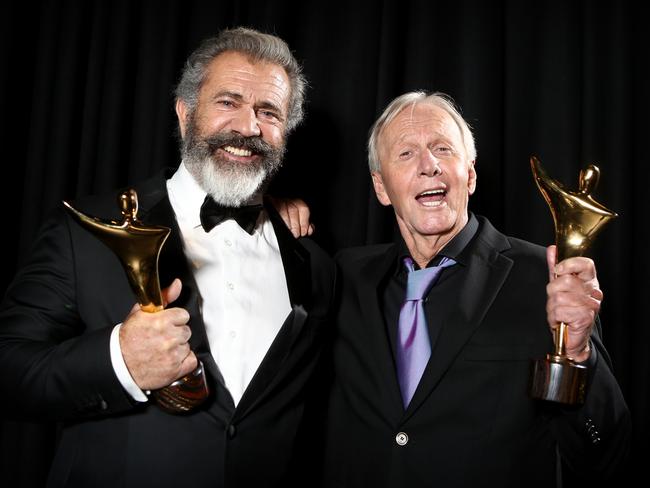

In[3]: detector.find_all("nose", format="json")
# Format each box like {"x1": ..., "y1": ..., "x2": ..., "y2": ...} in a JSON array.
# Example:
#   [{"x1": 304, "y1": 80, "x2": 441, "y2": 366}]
[
  {"x1": 230, "y1": 107, "x2": 261, "y2": 137},
  {"x1": 419, "y1": 151, "x2": 442, "y2": 177}
]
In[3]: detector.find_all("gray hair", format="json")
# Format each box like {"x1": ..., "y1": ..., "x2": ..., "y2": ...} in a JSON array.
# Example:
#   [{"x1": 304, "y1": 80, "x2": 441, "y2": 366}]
[
  {"x1": 367, "y1": 91, "x2": 477, "y2": 172},
  {"x1": 175, "y1": 27, "x2": 307, "y2": 133}
]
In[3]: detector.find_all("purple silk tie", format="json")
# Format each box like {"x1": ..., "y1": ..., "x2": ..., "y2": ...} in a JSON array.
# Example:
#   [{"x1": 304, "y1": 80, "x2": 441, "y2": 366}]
[{"x1": 396, "y1": 256, "x2": 456, "y2": 407}]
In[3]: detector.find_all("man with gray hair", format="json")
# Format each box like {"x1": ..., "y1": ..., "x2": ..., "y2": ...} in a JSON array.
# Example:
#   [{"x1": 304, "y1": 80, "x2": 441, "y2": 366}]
[
  {"x1": 0, "y1": 27, "x2": 334, "y2": 488},
  {"x1": 322, "y1": 91, "x2": 629, "y2": 486}
]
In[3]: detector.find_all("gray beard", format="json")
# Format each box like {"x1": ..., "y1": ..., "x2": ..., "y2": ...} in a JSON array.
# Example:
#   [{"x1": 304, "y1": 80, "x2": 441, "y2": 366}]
[
  {"x1": 187, "y1": 154, "x2": 269, "y2": 207},
  {"x1": 181, "y1": 123, "x2": 285, "y2": 207}
]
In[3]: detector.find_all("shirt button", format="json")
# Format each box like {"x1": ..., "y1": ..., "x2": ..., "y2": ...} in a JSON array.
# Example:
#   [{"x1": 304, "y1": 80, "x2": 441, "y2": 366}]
[
  {"x1": 229, "y1": 330, "x2": 237, "y2": 339},
  {"x1": 227, "y1": 424, "x2": 237, "y2": 439},
  {"x1": 227, "y1": 282, "x2": 234, "y2": 290},
  {"x1": 395, "y1": 432, "x2": 408, "y2": 446},
  {"x1": 225, "y1": 239, "x2": 232, "y2": 247}
]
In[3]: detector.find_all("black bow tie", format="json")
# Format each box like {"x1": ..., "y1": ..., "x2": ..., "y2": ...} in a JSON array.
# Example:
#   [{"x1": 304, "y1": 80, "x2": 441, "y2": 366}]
[{"x1": 200, "y1": 196, "x2": 263, "y2": 234}]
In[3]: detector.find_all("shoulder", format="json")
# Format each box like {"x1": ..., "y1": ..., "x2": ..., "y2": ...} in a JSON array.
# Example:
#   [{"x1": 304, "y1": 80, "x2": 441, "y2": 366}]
[
  {"x1": 65, "y1": 169, "x2": 172, "y2": 219},
  {"x1": 474, "y1": 214, "x2": 545, "y2": 258},
  {"x1": 505, "y1": 236, "x2": 546, "y2": 259},
  {"x1": 296, "y1": 237, "x2": 336, "y2": 277},
  {"x1": 472, "y1": 215, "x2": 547, "y2": 277}
]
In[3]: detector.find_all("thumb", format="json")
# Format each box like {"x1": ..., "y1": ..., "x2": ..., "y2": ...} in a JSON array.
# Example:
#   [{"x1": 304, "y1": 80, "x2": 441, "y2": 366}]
[
  {"x1": 546, "y1": 245, "x2": 557, "y2": 282},
  {"x1": 162, "y1": 278, "x2": 182, "y2": 307}
]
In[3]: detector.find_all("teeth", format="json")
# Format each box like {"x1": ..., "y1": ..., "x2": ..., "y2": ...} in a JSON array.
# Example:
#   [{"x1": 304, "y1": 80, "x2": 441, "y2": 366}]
[
  {"x1": 418, "y1": 189, "x2": 444, "y2": 197},
  {"x1": 418, "y1": 189, "x2": 445, "y2": 207},
  {"x1": 223, "y1": 145, "x2": 252, "y2": 157}
]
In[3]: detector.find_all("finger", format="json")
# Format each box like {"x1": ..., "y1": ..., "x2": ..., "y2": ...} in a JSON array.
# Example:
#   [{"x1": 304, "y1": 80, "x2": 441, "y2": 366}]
[
  {"x1": 548, "y1": 272, "x2": 596, "y2": 295},
  {"x1": 279, "y1": 200, "x2": 299, "y2": 238},
  {"x1": 286, "y1": 202, "x2": 302, "y2": 238},
  {"x1": 176, "y1": 324, "x2": 192, "y2": 344},
  {"x1": 270, "y1": 197, "x2": 298, "y2": 237},
  {"x1": 307, "y1": 223, "x2": 315, "y2": 236},
  {"x1": 546, "y1": 245, "x2": 557, "y2": 282},
  {"x1": 162, "y1": 278, "x2": 182, "y2": 307},
  {"x1": 555, "y1": 256, "x2": 597, "y2": 281},
  {"x1": 548, "y1": 296, "x2": 601, "y2": 326},
  {"x1": 179, "y1": 351, "x2": 199, "y2": 377},
  {"x1": 590, "y1": 287, "x2": 604, "y2": 301},
  {"x1": 297, "y1": 202, "x2": 311, "y2": 237},
  {"x1": 164, "y1": 306, "x2": 191, "y2": 326}
]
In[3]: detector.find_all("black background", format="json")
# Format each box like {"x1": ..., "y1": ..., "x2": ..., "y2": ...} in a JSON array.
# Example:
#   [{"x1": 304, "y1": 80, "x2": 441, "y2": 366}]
[{"x1": 0, "y1": 0, "x2": 646, "y2": 485}]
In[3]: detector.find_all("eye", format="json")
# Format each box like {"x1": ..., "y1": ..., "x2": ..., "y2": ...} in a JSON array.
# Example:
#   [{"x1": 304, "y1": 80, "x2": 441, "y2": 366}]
[
  {"x1": 258, "y1": 109, "x2": 281, "y2": 122},
  {"x1": 398, "y1": 150, "x2": 412, "y2": 159},
  {"x1": 433, "y1": 145, "x2": 454, "y2": 156},
  {"x1": 217, "y1": 99, "x2": 235, "y2": 108}
]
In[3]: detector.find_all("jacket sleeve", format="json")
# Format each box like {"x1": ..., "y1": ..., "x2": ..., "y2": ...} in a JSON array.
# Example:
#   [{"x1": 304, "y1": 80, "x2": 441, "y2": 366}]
[
  {"x1": 550, "y1": 316, "x2": 631, "y2": 479},
  {"x1": 0, "y1": 206, "x2": 136, "y2": 421}
]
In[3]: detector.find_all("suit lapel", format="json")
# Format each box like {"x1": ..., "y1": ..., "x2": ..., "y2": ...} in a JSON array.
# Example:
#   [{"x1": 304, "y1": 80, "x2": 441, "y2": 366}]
[
  {"x1": 403, "y1": 220, "x2": 514, "y2": 420},
  {"x1": 266, "y1": 201, "x2": 312, "y2": 309},
  {"x1": 232, "y1": 203, "x2": 311, "y2": 419},
  {"x1": 356, "y1": 245, "x2": 406, "y2": 420}
]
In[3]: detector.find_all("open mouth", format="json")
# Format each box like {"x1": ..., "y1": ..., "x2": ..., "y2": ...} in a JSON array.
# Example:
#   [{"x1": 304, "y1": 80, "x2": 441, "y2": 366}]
[
  {"x1": 416, "y1": 189, "x2": 446, "y2": 207},
  {"x1": 221, "y1": 145, "x2": 254, "y2": 158}
]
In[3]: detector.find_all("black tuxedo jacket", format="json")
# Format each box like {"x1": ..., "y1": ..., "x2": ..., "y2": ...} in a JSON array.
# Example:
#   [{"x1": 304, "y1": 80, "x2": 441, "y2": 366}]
[
  {"x1": 0, "y1": 170, "x2": 336, "y2": 488},
  {"x1": 324, "y1": 215, "x2": 629, "y2": 487}
]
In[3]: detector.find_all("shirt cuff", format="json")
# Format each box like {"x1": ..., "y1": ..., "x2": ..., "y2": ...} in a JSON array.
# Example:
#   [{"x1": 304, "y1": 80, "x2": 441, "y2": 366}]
[{"x1": 110, "y1": 324, "x2": 149, "y2": 403}]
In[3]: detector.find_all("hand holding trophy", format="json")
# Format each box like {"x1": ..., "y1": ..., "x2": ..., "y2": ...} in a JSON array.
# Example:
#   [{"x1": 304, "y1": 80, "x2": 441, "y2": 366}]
[
  {"x1": 63, "y1": 189, "x2": 209, "y2": 413},
  {"x1": 529, "y1": 156, "x2": 617, "y2": 405}
]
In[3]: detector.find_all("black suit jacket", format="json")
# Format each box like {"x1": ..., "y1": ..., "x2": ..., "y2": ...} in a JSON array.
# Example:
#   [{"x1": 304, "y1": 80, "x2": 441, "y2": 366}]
[
  {"x1": 0, "y1": 170, "x2": 336, "y2": 488},
  {"x1": 324, "y1": 215, "x2": 629, "y2": 487}
]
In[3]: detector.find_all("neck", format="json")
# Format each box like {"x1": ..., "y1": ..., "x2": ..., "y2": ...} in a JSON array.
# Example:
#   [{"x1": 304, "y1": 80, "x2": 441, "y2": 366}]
[
  {"x1": 398, "y1": 217, "x2": 468, "y2": 269},
  {"x1": 402, "y1": 234, "x2": 452, "y2": 269}
]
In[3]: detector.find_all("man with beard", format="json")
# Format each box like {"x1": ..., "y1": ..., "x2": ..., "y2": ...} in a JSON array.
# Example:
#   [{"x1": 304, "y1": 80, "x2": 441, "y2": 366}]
[{"x1": 0, "y1": 27, "x2": 335, "y2": 488}]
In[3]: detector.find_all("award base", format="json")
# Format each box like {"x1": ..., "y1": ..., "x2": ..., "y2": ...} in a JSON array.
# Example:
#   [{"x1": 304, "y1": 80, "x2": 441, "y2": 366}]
[
  {"x1": 529, "y1": 354, "x2": 587, "y2": 405},
  {"x1": 152, "y1": 362, "x2": 210, "y2": 413}
]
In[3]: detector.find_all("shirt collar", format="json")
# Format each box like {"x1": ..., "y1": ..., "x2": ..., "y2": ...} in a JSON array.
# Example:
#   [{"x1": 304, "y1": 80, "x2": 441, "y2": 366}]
[{"x1": 167, "y1": 161, "x2": 208, "y2": 228}]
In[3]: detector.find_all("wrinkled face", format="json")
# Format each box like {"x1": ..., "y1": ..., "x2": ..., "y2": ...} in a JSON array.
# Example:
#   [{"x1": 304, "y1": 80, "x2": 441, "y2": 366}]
[
  {"x1": 176, "y1": 51, "x2": 291, "y2": 205},
  {"x1": 372, "y1": 103, "x2": 476, "y2": 240}
]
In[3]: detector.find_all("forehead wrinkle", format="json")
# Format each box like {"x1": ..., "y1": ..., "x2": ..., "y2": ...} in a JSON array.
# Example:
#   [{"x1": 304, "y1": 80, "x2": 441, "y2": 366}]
[
  {"x1": 202, "y1": 53, "x2": 291, "y2": 112},
  {"x1": 212, "y1": 74, "x2": 288, "y2": 104},
  {"x1": 388, "y1": 109, "x2": 442, "y2": 146},
  {"x1": 380, "y1": 105, "x2": 466, "y2": 163},
  {"x1": 219, "y1": 66, "x2": 288, "y2": 91}
]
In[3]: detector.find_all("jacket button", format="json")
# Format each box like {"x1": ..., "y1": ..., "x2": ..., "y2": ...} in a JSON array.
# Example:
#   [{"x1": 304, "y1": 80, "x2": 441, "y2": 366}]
[
  {"x1": 395, "y1": 432, "x2": 408, "y2": 446},
  {"x1": 227, "y1": 424, "x2": 237, "y2": 439}
]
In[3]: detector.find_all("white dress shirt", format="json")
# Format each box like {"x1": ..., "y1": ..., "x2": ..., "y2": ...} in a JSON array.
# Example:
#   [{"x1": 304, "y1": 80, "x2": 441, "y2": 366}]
[{"x1": 110, "y1": 163, "x2": 291, "y2": 406}]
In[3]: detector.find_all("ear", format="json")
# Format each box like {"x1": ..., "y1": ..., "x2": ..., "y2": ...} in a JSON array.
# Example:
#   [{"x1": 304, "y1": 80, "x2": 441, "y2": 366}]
[
  {"x1": 467, "y1": 160, "x2": 477, "y2": 195},
  {"x1": 371, "y1": 171, "x2": 392, "y2": 206},
  {"x1": 175, "y1": 99, "x2": 189, "y2": 139}
]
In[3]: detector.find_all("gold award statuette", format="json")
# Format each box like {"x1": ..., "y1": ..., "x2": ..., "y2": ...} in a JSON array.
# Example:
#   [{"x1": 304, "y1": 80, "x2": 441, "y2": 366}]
[
  {"x1": 63, "y1": 189, "x2": 209, "y2": 413},
  {"x1": 529, "y1": 156, "x2": 617, "y2": 405}
]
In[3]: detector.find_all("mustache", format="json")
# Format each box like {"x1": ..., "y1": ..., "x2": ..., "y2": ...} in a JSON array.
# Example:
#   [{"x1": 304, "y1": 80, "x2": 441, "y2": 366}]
[{"x1": 202, "y1": 132, "x2": 278, "y2": 157}]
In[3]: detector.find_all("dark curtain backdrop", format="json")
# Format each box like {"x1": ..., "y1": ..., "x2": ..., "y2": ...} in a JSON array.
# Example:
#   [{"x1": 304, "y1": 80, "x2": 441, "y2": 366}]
[{"x1": 0, "y1": 0, "x2": 646, "y2": 485}]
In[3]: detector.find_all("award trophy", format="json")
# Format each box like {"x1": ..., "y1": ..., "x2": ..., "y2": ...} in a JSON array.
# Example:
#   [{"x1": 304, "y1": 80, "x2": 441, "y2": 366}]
[
  {"x1": 63, "y1": 189, "x2": 209, "y2": 413},
  {"x1": 528, "y1": 156, "x2": 617, "y2": 405}
]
